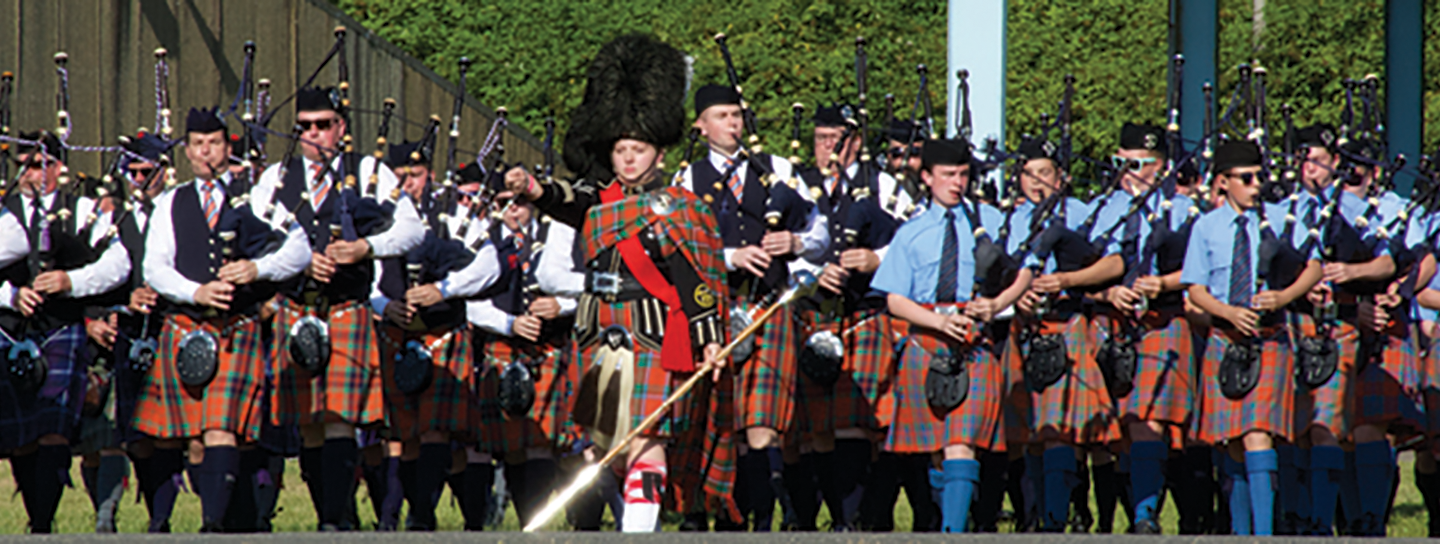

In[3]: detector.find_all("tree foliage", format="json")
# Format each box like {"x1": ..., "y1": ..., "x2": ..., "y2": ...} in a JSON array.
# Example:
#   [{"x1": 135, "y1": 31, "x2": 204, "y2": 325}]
[{"x1": 335, "y1": 0, "x2": 1438, "y2": 181}]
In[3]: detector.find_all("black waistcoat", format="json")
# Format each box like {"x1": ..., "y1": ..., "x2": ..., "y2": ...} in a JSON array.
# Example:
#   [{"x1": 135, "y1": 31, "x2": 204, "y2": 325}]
[
  {"x1": 273, "y1": 158, "x2": 374, "y2": 303},
  {"x1": 170, "y1": 182, "x2": 277, "y2": 318},
  {"x1": 690, "y1": 154, "x2": 787, "y2": 300},
  {"x1": 0, "y1": 191, "x2": 100, "y2": 332}
]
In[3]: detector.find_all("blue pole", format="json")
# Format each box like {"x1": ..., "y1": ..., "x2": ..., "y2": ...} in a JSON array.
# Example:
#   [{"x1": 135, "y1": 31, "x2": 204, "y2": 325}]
[
  {"x1": 1386, "y1": 0, "x2": 1423, "y2": 196},
  {"x1": 1176, "y1": 0, "x2": 1217, "y2": 152}
]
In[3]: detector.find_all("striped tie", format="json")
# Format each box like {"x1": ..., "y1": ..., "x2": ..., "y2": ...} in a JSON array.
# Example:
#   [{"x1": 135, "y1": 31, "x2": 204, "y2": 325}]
[
  {"x1": 723, "y1": 157, "x2": 743, "y2": 200},
  {"x1": 200, "y1": 180, "x2": 219, "y2": 230},
  {"x1": 310, "y1": 163, "x2": 330, "y2": 210},
  {"x1": 1229, "y1": 214, "x2": 1252, "y2": 306},
  {"x1": 936, "y1": 209, "x2": 959, "y2": 303},
  {"x1": 828, "y1": 174, "x2": 841, "y2": 198}
]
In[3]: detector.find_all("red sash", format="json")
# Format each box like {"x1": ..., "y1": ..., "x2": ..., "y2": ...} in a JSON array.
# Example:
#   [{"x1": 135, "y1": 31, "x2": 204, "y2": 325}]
[{"x1": 600, "y1": 183, "x2": 695, "y2": 372}]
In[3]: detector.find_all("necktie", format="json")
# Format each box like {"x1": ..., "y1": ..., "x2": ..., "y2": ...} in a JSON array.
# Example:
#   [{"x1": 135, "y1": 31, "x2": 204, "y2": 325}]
[
  {"x1": 828, "y1": 174, "x2": 841, "y2": 198},
  {"x1": 200, "y1": 180, "x2": 219, "y2": 230},
  {"x1": 1123, "y1": 208, "x2": 1143, "y2": 284},
  {"x1": 936, "y1": 209, "x2": 959, "y2": 303},
  {"x1": 722, "y1": 157, "x2": 743, "y2": 201},
  {"x1": 310, "y1": 163, "x2": 330, "y2": 210},
  {"x1": 1229, "y1": 214, "x2": 1253, "y2": 306}
]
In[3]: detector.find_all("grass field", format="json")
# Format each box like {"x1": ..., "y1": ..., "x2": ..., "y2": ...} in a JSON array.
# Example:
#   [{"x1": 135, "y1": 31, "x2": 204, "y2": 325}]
[{"x1": 0, "y1": 457, "x2": 1431, "y2": 535}]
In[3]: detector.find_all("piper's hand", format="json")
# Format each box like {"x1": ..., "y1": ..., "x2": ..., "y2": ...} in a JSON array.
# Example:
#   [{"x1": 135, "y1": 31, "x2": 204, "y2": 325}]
[
  {"x1": 965, "y1": 298, "x2": 997, "y2": 323},
  {"x1": 1133, "y1": 276, "x2": 1163, "y2": 299},
  {"x1": 940, "y1": 313, "x2": 976, "y2": 343},
  {"x1": 1307, "y1": 283, "x2": 1332, "y2": 305},
  {"x1": 505, "y1": 167, "x2": 543, "y2": 201},
  {"x1": 86, "y1": 316, "x2": 118, "y2": 349},
  {"x1": 33, "y1": 270, "x2": 72, "y2": 295},
  {"x1": 839, "y1": 248, "x2": 881, "y2": 273},
  {"x1": 514, "y1": 315, "x2": 543, "y2": 342},
  {"x1": 1226, "y1": 306, "x2": 1260, "y2": 337},
  {"x1": 327, "y1": 239, "x2": 371, "y2": 265},
  {"x1": 306, "y1": 253, "x2": 336, "y2": 283},
  {"x1": 13, "y1": 287, "x2": 42, "y2": 316},
  {"x1": 128, "y1": 285, "x2": 158, "y2": 314},
  {"x1": 1322, "y1": 262, "x2": 1358, "y2": 284},
  {"x1": 529, "y1": 297, "x2": 562, "y2": 320},
  {"x1": 732, "y1": 246, "x2": 772, "y2": 277},
  {"x1": 1016, "y1": 290, "x2": 1042, "y2": 314},
  {"x1": 194, "y1": 281, "x2": 234, "y2": 311},
  {"x1": 762, "y1": 231, "x2": 798, "y2": 257},
  {"x1": 819, "y1": 263, "x2": 850, "y2": 294},
  {"x1": 1250, "y1": 290, "x2": 1283, "y2": 312},
  {"x1": 383, "y1": 300, "x2": 413, "y2": 325},
  {"x1": 704, "y1": 342, "x2": 724, "y2": 381},
  {"x1": 218, "y1": 260, "x2": 259, "y2": 285},
  {"x1": 1106, "y1": 285, "x2": 1142, "y2": 312},
  {"x1": 1031, "y1": 273, "x2": 1070, "y2": 294},
  {"x1": 406, "y1": 283, "x2": 443, "y2": 307}
]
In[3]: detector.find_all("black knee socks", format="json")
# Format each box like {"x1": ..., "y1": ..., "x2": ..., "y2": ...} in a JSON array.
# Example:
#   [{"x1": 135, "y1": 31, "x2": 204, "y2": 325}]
[
  {"x1": 1091, "y1": 461, "x2": 1117, "y2": 533},
  {"x1": 784, "y1": 456, "x2": 819, "y2": 530},
  {"x1": 1070, "y1": 457, "x2": 1092, "y2": 532},
  {"x1": 742, "y1": 447, "x2": 782, "y2": 531},
  {"x1": 973, "y1": 451, "x2": 1008, "y2": 532},
  {"x1": 26, "y1": 444, "x2": 72, "y2": 534},
  {"x1": 462, "y1": 462, "x2": 494, "y2": 530},
  {"x1": 320, "y1": 438, "x2": 358, "y2": 529},
  {"x1": 360, "y1": 458, "x2": 388, "y2": 527},
  {"x1": 95, "y1": 454, "x2": 127, "y2": 532},
  {"x1": 408, "y1": 443, "x2": 449, "y2": 531},
  {"x1": 148, "y1": 448, "x2": 184, "y2": 533},
  {"x1": 506, "y1": 458, "x2": 558, "y2": 529},
  {"x1": 198, "y1": 446, "x2": 239, "y2": 531},
  {"x1": 299, "y1": 446, "x2": 325, "y2": 527},
  {"x1": 379, "y1": 457, "x2": 402, "y2": 530}
]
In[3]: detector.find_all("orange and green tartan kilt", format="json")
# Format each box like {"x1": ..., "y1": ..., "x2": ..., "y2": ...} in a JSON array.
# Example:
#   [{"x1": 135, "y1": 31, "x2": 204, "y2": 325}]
[
  {"x1": 794, "y1": 307, "x2": 894, "y2": 434},
  {"x1": 1198, "y1": 327, "x2": 1294, "y2": 443},
  {"x1": 732, "y1": 300, "x2": 797, "y2": 432},
  {"x1": 1093, "y1": 309, "x2": 1195, "y2": 440},
  {"x1": 474, "y1": 335, "x2": 574, "y2": 454},
  {"x1": 572, "y1": 298, "x2": 704, "y2": 439},
  {"x1": 270, "y1": 299, "x2": 384, "y2": 427},
  {"x1": 1424, "y1": 330, "x2": 1440, "y2": 438},
  {"x1": 378, "y1": 325, "x2": 474, "y2": 442},
  {"x1": 884, "y1": 325, "x2": 1004, "y2": 454},
  {"x1": 1019, "y1": 313, "x2": 1118, "y2": 445},
  {"x1": 668, "y1": 364, "x2": 741, "y2": 522},
  {"x1": 1353, "y1": 322, "x2": 1425, "y2": 435},
  {"x1": 1294, "y1": 316, "x2": 1354, "y2": 439},
  {"x1": 132, "y1": 314, "x2": 264, "y2": 441}
]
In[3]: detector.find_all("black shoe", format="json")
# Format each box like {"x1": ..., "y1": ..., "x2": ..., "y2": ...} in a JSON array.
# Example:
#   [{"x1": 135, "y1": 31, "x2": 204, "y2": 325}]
[
  {"x1": 1132, "y1": 519, "x2": 1162, "y2": 535},
  {"x1": 679, "y1": 513, "x2": 708, "y2": 532}
]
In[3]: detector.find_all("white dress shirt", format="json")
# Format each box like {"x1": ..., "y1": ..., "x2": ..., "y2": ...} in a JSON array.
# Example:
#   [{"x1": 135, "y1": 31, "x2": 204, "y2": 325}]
[
  {"x1": 368, "y1": 208, "x2": 502, "y2": 315},
  {"x1": 467, "y1": 217, "x2": 580, "y2": 336},
  {"x1": 144, "y1": 176, "x2": 313, "y2": 306},
  {"x1": 249, "y1": 155, "x2": 423, "y2": 258},
  {"x1": 0, "y1": 191, "x2": 130, "y2": 309},
  {"x1": 675, "y1": 148, "x2": 830, "y2": 271}
]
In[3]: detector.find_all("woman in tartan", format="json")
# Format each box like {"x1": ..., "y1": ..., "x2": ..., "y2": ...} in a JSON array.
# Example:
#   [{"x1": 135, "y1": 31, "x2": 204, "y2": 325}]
[
  {"x1": 504, "y1": 34, "x2": 731, "y2": 532},
  {"x1": 1182, "y1": 140, "x2": 1320, "y2": 535},
  {"x1": 137, "y1": 108, "x2": 312, "y2": 531},
  {"x1": 371, "y1": 139, "x2": 501, "y2": 531},
  {"x1": 1091, "y1": 123, "x2": 1201, "y2": 533},
  {"x1": 871, "y1": 138, "x2": 1031, "y2": 533},
  {"x1": 468, "y1": 185, "x2": 583, "y2": 528}
]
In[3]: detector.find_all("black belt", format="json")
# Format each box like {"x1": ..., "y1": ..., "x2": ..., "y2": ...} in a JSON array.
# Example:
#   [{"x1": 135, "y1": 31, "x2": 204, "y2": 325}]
[{"x1": 585, "y1": 269, "x2": 648, "y2": 303}]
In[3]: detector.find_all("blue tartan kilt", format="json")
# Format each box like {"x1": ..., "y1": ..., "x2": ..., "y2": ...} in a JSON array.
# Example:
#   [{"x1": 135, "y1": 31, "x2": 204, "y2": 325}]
[
  {"x1": 109, "y1": 331, "x2": 154, "y2": 447},
  {"x1": 0, "y1": 324, "x2": 90, "y2": 453}
]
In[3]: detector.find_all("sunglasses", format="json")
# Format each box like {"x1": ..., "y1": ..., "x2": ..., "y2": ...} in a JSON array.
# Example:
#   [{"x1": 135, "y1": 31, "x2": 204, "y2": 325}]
[
  {"x1": 296, "y1": 119, "x2": 336, "y2": 131},
  {"x1": 13, "y1": 158, "x2": 45, "y2": 169},
  {"x1": 1110, "y1": 156, "x2": 1158, "y2": 173},
  {"x1": 130, "y1": 167, "x2": 156, "y2": 180},
  {"x1": 1229, "y1": 172, "x2": 1262, "y2": 186},
  {"x1": 888, "y1": 145, "x2": 922, "y2": 158}
]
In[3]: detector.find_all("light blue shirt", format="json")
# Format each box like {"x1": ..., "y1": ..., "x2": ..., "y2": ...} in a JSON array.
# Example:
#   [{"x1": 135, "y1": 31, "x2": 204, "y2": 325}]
[
  {"x1": 1180, "y1": 203, "x2": 1272, "y2": 300},
  {"x1": 1006, "y1": 196, "x2": 1093, "y2": 274},
  {"x1": 871, "y1": 200, "x2": 1005, "y2": 303}
]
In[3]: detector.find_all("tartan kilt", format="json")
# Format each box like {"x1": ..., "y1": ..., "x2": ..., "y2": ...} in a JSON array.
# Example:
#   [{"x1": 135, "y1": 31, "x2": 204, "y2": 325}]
[
  {"x1": 132, "y1": 314, "x2": 264, "y2": 441},
  {"x1": 884, "y1": 324, "x2": 1005, "y2": 453},
  {"x1": 1019, "y1": 313, "x2": 1118, "y2": 445},
  {"x1": 1000, "y1": 319, "x2": 1032, "y2": 445},
  {"x1": 1094, "y1": 310, "x2": 1195, "y2": 438},
  {"x1": 1198, "y1": 328, "x2": 1294, "y2": 443},
  {"x1": 378, "y1": 325, "x2": 474, "y2": 442},
  {"x1": 0, "y1": 324, "x2": 90, "y2": 453},
  {"x1": 733, "y1": 300, "x2": 797, "y2": 432},
  {"x1": 794, "y1": 307, "x2": 893, "y2": 434},
  {"x1": 1294, "y1": 316, "x2": 1354, "y2": 439},
  {"x1": 1353, "y1": 323, "x2": 1425, "y2": 435},
  {"x1": 110, "y1": 331, "x2": 155, "y2": 446},
  {"x1": 271, "y1": 299, "x2": 384, "y2": 427},
  {"x1": 669, "y1": 363, "x2": 741, "y2": 522},
  {"x1": 474, "y1": 333, "x2": 573, "y2": 454},
  {"x1": 1425, "y1": 331, "x2": 1440, "y2": 438},
  {"x1": 572, "y1": 298, "x2": 704, "y2": 439}
]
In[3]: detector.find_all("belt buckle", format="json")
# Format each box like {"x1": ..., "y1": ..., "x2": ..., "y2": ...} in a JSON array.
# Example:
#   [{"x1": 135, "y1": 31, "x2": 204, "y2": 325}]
[{"x1": 592, "y1": 272, "x2": 622, "y2": 298}]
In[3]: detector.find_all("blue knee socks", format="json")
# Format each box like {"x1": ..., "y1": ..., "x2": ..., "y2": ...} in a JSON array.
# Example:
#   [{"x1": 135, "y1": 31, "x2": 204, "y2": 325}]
[
  {"x1": 1130, "y1": 441, "x2": 1167, "y2": 523},
  {"x1": 1355, "y1": 441, "x2": 1394, "y2": 524},
  {"x1": 941, "y1": 459, "x2": 979, "y2": 533},
  {"x1": 1246, "y1": 449, "x2": 1278, "y2": 536},
  {"x1": 1310, "y1": 445, "x2": 1343, "y2": 535},
  {"x1": 1224, "y1": 455, "x2": 1252, "y2": 535},
  {"x1": 1042, "y1": 447, "x2": 1077, "y2": 530}
]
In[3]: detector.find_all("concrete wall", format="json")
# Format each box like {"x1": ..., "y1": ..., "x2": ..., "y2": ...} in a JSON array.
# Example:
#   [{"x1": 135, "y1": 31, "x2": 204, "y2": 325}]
[{"x1": 0, "y1": 0, "x2": 542, "y2": 178}]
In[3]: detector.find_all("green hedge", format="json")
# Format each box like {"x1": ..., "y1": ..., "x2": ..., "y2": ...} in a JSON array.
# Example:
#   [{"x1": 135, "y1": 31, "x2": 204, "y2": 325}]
[{"x1": 336, "y1": 0, "x2": 1436, "y2": 184}]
